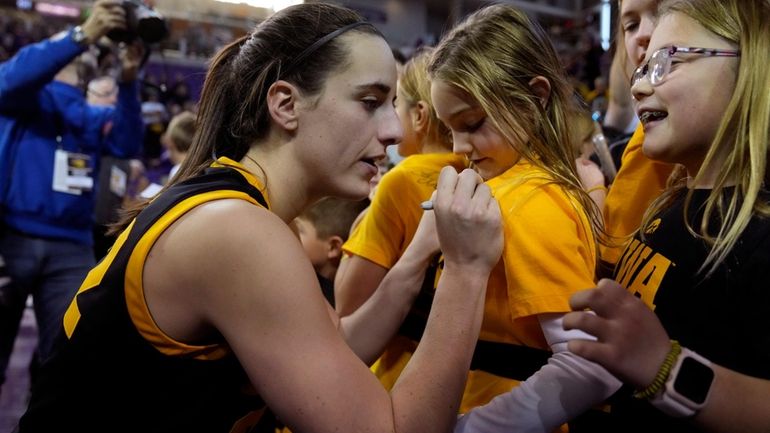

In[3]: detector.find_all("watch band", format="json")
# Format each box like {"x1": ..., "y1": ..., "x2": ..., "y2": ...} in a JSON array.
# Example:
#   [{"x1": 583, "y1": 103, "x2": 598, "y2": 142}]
[
  {"x1": 650, "y1": 347, "x2": 715, "y2": 418},
  {"x1": 71, "y1": 26, "x2": 89, "y2": 47}
]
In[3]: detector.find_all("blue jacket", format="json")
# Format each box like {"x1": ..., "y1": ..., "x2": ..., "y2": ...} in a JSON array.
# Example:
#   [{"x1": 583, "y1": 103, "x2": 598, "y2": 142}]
[{"x1": 0, "y1": 29, "x2": 143, "y2": 245}]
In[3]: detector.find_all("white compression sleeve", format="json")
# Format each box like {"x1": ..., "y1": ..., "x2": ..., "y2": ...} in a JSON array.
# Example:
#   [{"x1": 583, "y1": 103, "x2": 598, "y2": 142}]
[{"x1": 454, "y1": 313, "x2": 622, "y2": 433}]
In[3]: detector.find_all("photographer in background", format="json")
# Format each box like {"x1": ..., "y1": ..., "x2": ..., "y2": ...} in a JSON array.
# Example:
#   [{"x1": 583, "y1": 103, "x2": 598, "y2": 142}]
[{"x1": 0, "y1": 0, "x2": 144, "y2": 391}]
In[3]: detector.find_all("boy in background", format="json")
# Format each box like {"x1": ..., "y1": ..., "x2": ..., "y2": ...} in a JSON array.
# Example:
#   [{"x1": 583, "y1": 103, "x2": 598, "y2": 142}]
[{"x1": 293, "y1": 197, "x2": 369, "y2": 307}]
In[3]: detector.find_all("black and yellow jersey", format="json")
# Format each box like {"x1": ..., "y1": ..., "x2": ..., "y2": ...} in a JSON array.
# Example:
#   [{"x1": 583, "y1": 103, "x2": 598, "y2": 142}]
[{"x1": 19, "y1": 157, "x2": 269, "y2": 433}]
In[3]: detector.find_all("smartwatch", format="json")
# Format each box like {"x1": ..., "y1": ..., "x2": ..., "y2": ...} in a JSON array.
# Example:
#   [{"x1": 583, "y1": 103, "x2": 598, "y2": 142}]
[
  {"x1": 650, "y1": 347, "x2": 715, "y2": 418},
  {"x1": 71, "y1": 26, "x2": 89, "y2": 47}
]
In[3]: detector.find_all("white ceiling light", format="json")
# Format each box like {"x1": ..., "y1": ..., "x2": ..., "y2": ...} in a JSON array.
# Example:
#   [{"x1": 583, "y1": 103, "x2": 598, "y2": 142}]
[{"x1": 214, "y1": 0, "x2": 303, "y2": 12}]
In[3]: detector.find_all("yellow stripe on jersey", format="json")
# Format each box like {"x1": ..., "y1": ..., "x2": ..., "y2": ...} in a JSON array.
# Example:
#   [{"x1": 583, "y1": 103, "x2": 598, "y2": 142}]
[
  {"x1": 63, "y1": 219, "x2": 137, "y2": 339},
  {"x1": 125, "y1": 190, "x2": 263, "y2": 360}
]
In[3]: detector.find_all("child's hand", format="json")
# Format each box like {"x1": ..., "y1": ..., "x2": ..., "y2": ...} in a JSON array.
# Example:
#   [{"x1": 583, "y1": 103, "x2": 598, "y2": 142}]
[
  {"x1": 411, "y1": 192, "x2": 440, "y2": 257},
  {"x1": 564, "y1": 279, "x2": 671, "y2": 389},
  {"x1": 576, "y1": 157, "x2": 605, "y2": 191}
]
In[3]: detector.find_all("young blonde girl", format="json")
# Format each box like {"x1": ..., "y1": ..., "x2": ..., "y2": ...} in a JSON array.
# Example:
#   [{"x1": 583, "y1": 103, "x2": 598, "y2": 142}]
[
  {"x1": 566, "y1": 1, "x2": 770, "y2": 432},
  {"x1": 422, "y1": 4, "x2": 624, "y2": 431}
]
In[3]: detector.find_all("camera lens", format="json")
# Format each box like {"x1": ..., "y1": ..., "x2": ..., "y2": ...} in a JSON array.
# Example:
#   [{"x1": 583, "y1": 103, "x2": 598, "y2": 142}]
[{"x1": 106, "y1": 0, "x2": 168, "y2": 44}]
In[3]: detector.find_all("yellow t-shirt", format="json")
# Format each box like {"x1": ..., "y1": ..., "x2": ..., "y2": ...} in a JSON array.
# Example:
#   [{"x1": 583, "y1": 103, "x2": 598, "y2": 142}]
[
  {"x1": 343, "y1": 152, "x2": 468, "y2": 267},
  {"x1": 374, "y1": 159, "x2": 598, "y2": 414},
  {"x1": 342, "y1": 152, "x2": 467, "y2": 408},
  {"x1": 601, "y1": 125, "x2": 675, "y2": 265}
]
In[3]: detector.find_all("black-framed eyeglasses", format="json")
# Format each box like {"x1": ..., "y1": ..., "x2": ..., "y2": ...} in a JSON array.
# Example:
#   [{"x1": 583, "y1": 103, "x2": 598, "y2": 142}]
[{"x1": 630, "y1": 45, "x2": 741, "y2": 88}]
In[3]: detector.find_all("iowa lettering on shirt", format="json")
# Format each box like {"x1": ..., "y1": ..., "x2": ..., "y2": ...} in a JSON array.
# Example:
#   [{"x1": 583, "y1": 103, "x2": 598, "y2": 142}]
[{"x1": 614, "y1": 218, "x2": 675, "y2": 310}]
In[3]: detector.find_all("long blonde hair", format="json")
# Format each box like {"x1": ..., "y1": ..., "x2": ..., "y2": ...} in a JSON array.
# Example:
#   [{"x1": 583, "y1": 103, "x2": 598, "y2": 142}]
[
  {"x1": 428, "y1": 4, "x2": 604, "y2": 242},
  {"x1": 642, "y1": 0, "x2": 770, "y2": 275}
]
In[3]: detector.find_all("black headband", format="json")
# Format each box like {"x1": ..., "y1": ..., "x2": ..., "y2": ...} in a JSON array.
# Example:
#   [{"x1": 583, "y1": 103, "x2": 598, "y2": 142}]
[{"x1": 280, "y1": 21, "x2": 370, "y2": 78}]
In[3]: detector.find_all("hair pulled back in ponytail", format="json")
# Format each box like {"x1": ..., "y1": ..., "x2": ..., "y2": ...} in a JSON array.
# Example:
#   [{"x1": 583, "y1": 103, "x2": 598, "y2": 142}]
[{"x1": 112, "y1": 3, "x2": 381, "y2": 234}]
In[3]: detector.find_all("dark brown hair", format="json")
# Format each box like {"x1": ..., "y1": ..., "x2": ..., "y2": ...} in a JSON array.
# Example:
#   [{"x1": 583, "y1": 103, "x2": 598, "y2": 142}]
[{"x1": 112, "y1": 3, "x2": 380, "y2": 233}]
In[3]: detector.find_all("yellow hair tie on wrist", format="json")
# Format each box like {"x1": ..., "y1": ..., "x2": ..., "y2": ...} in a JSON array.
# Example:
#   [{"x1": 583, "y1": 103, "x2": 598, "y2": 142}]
[
  {"x1": 586, "y1": 185, "x2": 608, "y2": 194},
  {"x1": 634, "y1": 340, "x2": 682, "y2": 400}
]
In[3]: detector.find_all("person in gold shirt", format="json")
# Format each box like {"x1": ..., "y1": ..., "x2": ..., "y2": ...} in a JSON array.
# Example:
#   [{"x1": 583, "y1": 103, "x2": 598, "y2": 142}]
[
  {"x1": 335, "y1": 48, "x2": 466, "y2": 390},
  {"x1": 425, "y1": 7, "x2": 624, "y2": 431},
  {"x1": 597, "y1": 0, "x2": 677, "y2": 269}
]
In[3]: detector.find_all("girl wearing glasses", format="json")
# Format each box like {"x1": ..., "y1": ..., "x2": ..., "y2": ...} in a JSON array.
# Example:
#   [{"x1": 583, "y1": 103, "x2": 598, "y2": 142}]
[{"x1": 565, "y1": 0, "x2": 770, "y2": 432}]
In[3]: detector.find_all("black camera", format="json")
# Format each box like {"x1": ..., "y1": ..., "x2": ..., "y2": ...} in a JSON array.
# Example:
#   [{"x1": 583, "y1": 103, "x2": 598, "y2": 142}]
[{"x1": 107, "y1": 0, "x2": 168, "y2": 44}]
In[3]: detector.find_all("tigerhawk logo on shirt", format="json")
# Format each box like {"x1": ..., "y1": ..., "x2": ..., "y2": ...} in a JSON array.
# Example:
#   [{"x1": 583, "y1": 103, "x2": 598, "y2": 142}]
[{"x1": 644, "y1": 218, "x2": 662, "y2": 234}]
